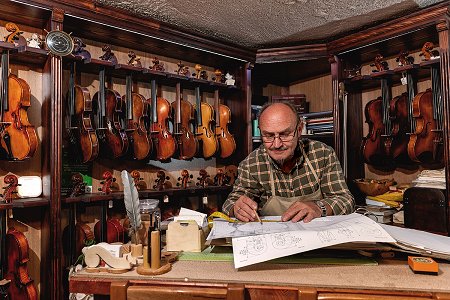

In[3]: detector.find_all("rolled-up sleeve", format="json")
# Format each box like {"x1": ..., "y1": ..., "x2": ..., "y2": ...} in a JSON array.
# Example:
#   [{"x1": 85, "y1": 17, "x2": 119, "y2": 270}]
[{"x1": 222, "y1": 158, "x2": 263, "y2": 216}]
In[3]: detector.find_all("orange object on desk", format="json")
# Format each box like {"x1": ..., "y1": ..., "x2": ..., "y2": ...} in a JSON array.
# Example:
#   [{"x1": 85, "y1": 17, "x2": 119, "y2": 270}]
[{"x1": 408, "y1": 256, "x2": 439, "y2": 275}]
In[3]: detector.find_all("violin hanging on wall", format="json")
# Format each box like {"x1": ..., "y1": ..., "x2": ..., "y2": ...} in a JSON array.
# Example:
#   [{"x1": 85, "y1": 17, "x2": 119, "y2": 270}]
[
  {"x1": 407, "y1": 62, "x2": 443, "y2": 165},
  {"x1": 214, "y1": 90, "x2": 235, "y2": 158},
  {"x1": 149, "y1": 79, "x2": 176, "y2": 161},
  {"x1": 171, "y1": 82, "x2": 197, "y2": 160},
  {"x1": 93, "y1": 67, "x2": 129, "y2": 158},
  {"x1": 67, "y1": 61, "x2": 99, "y2": 163},
  {"x1": 195, "y1": 86, "x2": 217, "y2": 159},
  {"x1": 124, "y1": 74, "x2": 151, "y2": 160},
  {"x1": 0, "y1": 47, "x2": 38, "y2": 161}
]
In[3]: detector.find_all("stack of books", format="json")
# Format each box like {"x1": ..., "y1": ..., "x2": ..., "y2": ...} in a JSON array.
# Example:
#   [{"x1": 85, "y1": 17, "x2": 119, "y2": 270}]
[{"x1": 302, "y1": 110, "x2": 334, "y2": 135}]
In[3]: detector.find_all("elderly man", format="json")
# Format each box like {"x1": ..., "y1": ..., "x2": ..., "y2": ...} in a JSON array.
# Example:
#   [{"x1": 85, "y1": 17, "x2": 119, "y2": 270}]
[{"x1": 222, "y1": 102, "x2": 354, "y2": 223}]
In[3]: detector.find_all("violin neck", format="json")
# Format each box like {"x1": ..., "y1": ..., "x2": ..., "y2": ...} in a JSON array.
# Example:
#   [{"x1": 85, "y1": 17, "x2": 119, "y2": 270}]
[
  {"x1": 126, "y1": 74, "x2": 133, "y2": 121},
  {"x1": 214, "y1": 89, "x2": 220, "y2": 127},
  {"x1": 151, "y1": 79, "x2": 157, "y2": 123},
  {"x1": 1, "y1": 50, "x2": 9, "y2": 118},
  {"x1": 98, "y1": 68, "x2": 106, "y2": 128},
  {"x1": 195, "y1": 86, "x2": 202, "y2": 126}
]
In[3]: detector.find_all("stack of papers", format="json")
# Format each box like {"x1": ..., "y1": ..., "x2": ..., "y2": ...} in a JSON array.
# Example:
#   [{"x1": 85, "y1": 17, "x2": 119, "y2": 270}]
[
  {"x1": 207, "y1": 213, "x2": 450, "y2": 268},
  {"x1": 412, "y1": 168, "x2": 445, "y2": 189}
]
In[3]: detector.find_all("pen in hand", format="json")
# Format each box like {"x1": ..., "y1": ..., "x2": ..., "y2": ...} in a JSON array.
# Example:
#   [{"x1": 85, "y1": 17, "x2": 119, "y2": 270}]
[{"x1": 254, "y1": 209, "x2": 262, "y2": 224}]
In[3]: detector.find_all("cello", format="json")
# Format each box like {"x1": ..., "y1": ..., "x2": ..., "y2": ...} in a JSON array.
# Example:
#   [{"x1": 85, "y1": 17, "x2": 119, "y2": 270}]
[
  {"x1": 407, "y1": 65, "x2": 443, "y2": 164},
  {"x1": 93, "y1": 68, "x2": 129, "y2": 158},
  {"x1": 149, "y1": 79, "x2": 176, "y2": 161},
  {"x1": 214, "y1": 90, "x2": 235, "y2": 158},
  {"x1": 67, "y1": 62, "x2": 99, "y2": 163},
  {"x1": 123, "y1": 74, "x2": 151, "y2": 160},
  {"x1": 195, "y1": 86, "x2": 217, "y2": 158},
  {"x1": 0, "y1": 49, "x2": 38, "y2": 161},
  {"x1": 171, "y1": 82, "x2": 198, "y2": 159}
]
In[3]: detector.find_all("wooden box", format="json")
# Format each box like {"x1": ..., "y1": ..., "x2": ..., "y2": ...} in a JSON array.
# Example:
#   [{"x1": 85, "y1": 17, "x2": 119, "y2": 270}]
[
  {"x1": 403, "y1": 187, "x2": 448, "y2": 235},
  {"x1": 166, "y1": 220, "x2": 207, "y2": 252}
]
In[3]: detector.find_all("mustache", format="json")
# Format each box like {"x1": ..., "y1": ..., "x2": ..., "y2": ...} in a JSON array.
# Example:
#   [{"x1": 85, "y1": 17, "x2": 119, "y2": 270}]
[{"x1": 269, "y1": 145, "x2": 288, "y2": 151}]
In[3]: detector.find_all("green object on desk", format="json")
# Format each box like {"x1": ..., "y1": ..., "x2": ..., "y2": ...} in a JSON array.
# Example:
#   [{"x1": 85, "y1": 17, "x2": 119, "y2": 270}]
[{"x1": 178, "y1": 246, "x2": 378, "y2": 265}]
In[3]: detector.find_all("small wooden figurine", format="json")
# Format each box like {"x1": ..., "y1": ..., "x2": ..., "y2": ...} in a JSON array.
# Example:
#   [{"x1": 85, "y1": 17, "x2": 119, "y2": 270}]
[
  {"x1": 99, "y1": 44, "x2": 118, "y2": 64},
  {"x1": 130, "y1": 170, "x2": 146, "y2": 190},
  {"x1": 214, "y1": 169, "x2": 229, "y2": 186},
  {"x1": 370, "y1": 54, "x2": 389, "y2": 72},
  {"x1": 4, "y1": 22, "x2": 26, "y2": 47},
  {"x1": 151, "y1": 56, "x2": 165, "y2": 71},
  {"x1": 1, "y1": 174, "x2": 19, "y2": 204},
  {"x1": 176, "y1": 61, "x2": 190, "y2": 77},
  {"x1": 194, "y1": 64, "x2": 202, "y2": 79},
  {"x1": 98, "y1": 171, "x2": 115, "y2": 195},
  {"x1": 69, "y1": 173, "x2": 86, "y2": 197},
  {"x1": 224, "y1": 165, "x2": 238, "y2": 185},
  {"x1": 72, "y1": 37, "x2": 91, "y2": 60},
  {"x1": 196, "y1": 169, "x2": 213, "y2": 188},
  {"x1": 396, "y1": 50, "x2": 414, "y2": 66},
  {"x1": 419, "y1": 42, "x2": 439, "y2": 61},
  {"x1": 176, "y1": 169, "x2": 193, "y2": 189},
  {"x1": 213, "y1": 69, "x2": 222, "y2": 82},
  {"x1": 153, "y1": 171, "x2": 170, "y2": 191},
  {"x1": 127, "y1": 50, "x2": 142, "y2": 67}
]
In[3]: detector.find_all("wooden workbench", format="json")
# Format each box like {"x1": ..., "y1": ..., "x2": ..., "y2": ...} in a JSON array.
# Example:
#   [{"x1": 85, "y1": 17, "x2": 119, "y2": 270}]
[{"x1": 69, "y1": 258, "x2": 450, "y2": 299}]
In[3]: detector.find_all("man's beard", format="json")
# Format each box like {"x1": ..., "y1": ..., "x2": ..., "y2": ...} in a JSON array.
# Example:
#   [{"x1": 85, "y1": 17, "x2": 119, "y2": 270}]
[{"x1": 268, "y1": 145, "x2": 289, "y2": 165}]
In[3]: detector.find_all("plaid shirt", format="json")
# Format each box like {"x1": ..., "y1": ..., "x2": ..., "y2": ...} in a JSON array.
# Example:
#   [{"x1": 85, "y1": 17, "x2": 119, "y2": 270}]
[{"x1": 222, "y1": 139, "x2": 355, "y2": 216}]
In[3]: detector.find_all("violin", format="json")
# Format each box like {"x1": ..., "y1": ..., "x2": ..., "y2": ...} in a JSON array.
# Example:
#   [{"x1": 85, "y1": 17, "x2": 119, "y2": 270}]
[
  {"x1": 5, "y1": 228, "x2": 38, "y2": 300},
  {"x1": 388, "y1": 92, "x2": 411, "y2": 163},
  {"x1": 99, "y1": 171, "x2": 115, "y2": 195},
  {"x1": 149, "y1": 80, "x2": 176, "y2": 161},
  {"x1": 196, "y1": 169, "x2": 212, "y2": 188},
  {"x1": 94, "y1": 217, "x2": 125, "y2": 243},
  {"x1": 171, "y1": 82, "x2": 198, "y2": 159},
  {"x1": 361, "y1": 97, "x2": 390, "y2": 166},
  {"x1": 195, "y1": 86, "x2": 217, "y2": 158},
  {"x1": 408, "y1": 63, "x2": 443, "y2": 165},
  {"x1": 0, "y1": 50, "x2": 38, "y2": 161},
  {"x1": 214, "y1": 90, "x2": 235, "y2": 158},
  {"x1": 62, "y1": 222, "x2": 95, "y2": 265},
  {"x1": 153, "y1": 170, "x2": 170, "y2": 191},
  {"x1": 124, "y1": 74, "x2": 151, "y2": 160},
  {"x1": 67, "y1": 62, "x2": 99, "y2": 163},
  {"x1": 93, "y1": 68, "x2": 129, "y2": 158}
]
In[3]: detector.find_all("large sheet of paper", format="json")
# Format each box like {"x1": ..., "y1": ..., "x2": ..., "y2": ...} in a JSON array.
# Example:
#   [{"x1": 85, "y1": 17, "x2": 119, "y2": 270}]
[{"x1": 230, "y1": 214, "x2": 395, "y2": 268}]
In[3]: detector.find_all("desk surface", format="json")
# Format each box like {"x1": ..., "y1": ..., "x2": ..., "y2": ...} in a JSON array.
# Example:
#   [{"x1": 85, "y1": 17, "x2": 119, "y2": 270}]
[{"x1": 70, "y1": 259, "x2": 450, "y2": 295}]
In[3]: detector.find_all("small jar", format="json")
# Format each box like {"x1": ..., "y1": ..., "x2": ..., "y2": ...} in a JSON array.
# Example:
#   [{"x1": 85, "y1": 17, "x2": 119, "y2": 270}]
[{"x1": 137, "y1": 199, "x2": 160, "y2": 246}]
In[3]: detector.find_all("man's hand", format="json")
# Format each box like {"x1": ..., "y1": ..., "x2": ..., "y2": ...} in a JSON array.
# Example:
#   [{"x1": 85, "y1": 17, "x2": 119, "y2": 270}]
[
  {"x1": 282, "y1": 201, "x2": 322, "y2": 223},
  {"x1": 231, "y1": 196, "x2": 259, "y2": 222}
]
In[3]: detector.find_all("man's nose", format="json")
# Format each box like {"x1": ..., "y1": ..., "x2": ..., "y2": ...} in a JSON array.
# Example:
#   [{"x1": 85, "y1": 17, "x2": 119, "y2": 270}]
[{"x1": 272, "y1": 137, "x2": 283, "y2": 148}]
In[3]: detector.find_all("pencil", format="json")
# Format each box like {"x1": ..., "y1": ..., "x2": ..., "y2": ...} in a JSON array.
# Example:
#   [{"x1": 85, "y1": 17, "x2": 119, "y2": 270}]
[{"x1": 254, "y1": 209, "x2": 262, "y2": 224}]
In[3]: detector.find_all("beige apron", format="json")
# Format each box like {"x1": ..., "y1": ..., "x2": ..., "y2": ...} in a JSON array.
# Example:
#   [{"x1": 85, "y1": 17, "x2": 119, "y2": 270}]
[{"x1": 261, "y1": 147, "x2": 323, "y2": 216}]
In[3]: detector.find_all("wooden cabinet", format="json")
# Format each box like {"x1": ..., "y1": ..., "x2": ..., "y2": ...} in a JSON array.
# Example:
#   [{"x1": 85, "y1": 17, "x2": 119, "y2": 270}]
[{"x1": 0, "y1": 1, "x2": 254, "y2": 299}]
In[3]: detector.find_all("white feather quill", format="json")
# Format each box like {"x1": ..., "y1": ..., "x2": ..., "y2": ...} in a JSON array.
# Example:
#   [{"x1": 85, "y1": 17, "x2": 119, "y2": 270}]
[{"x1": 121, "y1": 170, "x2": 141, "y2": 243}]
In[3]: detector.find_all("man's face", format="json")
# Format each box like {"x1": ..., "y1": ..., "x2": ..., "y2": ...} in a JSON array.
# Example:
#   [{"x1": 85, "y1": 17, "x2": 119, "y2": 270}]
[{"x1": 259, "y1": 104, "x2": 301, "y2": 165}]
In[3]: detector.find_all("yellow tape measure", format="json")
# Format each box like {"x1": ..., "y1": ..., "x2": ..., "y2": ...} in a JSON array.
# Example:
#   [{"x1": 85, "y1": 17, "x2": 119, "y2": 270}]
[{"x1": 207, "y1": 211, "x2": 278, "y2": 228}]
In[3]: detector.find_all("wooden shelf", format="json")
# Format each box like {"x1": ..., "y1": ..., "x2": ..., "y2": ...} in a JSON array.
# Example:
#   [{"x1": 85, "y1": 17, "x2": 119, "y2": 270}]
[
  {"x1": 63, "y1": 185, "x2": 233, "y2": 204},
  {"x1": 0, "y1": 197, "x2": 49, "y2": 210},
  {"x1": 64, "y1": 55, "x2": 239, "y2": 92},
  {"x1": 0, "y1": 41, "x2": 49, "y2": 67}
]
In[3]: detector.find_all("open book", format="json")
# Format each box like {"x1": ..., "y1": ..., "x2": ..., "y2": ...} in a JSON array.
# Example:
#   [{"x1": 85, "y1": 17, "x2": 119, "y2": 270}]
[{"x1": 208, "y1": 213, "x2": 450, "y2": 268}]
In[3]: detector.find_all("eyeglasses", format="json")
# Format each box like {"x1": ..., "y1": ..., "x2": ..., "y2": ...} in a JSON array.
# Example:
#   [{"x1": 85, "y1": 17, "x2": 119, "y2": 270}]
[{"x1": 260, "y1": 124, "x2": 298, "y2": 144}]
